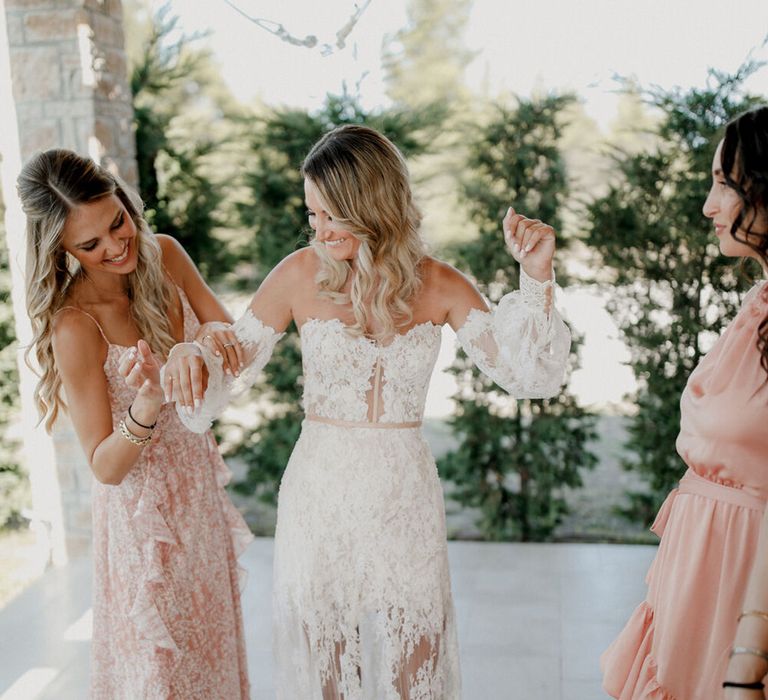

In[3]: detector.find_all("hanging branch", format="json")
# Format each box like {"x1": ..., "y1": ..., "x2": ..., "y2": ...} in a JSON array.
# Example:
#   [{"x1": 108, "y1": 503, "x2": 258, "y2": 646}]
[{"x1": 223, "y1": 0, "x2": 373, "y2": 55}]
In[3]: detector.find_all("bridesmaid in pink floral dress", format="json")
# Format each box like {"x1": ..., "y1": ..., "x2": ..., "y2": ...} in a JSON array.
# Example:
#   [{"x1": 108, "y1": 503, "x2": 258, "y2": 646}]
[
  {"x1": 602, "y1": 107, "x2": 768, "y2": 699},
  {"x1": 18, "y1": 150, "x2": 251, "y2": 698}
]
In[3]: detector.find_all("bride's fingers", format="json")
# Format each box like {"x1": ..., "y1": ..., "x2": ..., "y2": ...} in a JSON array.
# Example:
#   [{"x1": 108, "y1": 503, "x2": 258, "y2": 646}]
[
  {"x1": 200, "y1": 334, "x2": 221, "y2": 358},
  {"x1": 189, "y1": 357, "x2": 204, "y2": 409},
  {"x1": 177, "y1": 364, "x2": 194, "y2": 410},
  {"x1": 225, "y1": 330, "x2": 244, "y2": 371},
  {"x1": 219, "y1": 332, "x2": 239, "y2": 376},
  {"x1": 520, "y1": 222, "x2": 549, "y2": 255},
  {"x1": 513, "y1": 218, "x2": 538, "y2": 257},
  {"x1": 505, "y1": 213, "x2": 526, "y2": 252}
]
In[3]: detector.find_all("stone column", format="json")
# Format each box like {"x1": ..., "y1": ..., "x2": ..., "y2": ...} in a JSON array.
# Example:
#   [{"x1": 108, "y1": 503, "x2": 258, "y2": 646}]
[{"x1": 0, "y1": 0, "x2": 137, "y2": 564}]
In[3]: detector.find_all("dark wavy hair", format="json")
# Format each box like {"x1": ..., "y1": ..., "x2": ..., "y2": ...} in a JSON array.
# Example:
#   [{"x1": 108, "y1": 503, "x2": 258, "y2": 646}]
[{"x1": 720, "y1": 106, "x2": 768, "y2": 378}]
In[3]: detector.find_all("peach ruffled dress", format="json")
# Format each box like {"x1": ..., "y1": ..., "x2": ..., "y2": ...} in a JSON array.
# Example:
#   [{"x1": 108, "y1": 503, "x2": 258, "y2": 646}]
[
  {"x1": 62, "y1": 288, "x2": 252, "y2": 699},
  {"x1": 602, "y1": 282, "x2": 768, "y2": 699}
]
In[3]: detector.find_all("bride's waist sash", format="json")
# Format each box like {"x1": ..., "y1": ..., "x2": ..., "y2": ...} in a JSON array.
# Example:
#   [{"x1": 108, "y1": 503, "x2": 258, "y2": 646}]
[{"x1": 305, "y1": 414, "x2": 422, "y2": 430}]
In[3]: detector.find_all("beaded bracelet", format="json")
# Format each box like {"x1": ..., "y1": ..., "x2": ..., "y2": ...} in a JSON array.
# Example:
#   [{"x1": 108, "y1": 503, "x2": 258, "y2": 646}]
[
  {"x1": 127, "y1": 403, "x2": 157, "y2": 430},
  {"x1": 730, "y1": 646, "x2": 768, "y2": 663},
  {"x1": 118, "y1": 419, "x2": 153, "y2": 447}
]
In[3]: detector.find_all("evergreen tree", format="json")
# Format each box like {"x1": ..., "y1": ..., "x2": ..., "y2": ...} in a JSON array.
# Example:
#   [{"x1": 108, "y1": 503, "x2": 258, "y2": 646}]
[
  {"x1": 228, "y1": 93, "x2": 443, "y2": 507},
  {"x1": 383, "y1": 0, "x2": 474, "y2": 110},
  {"x1": 382, "y1": 0, "x2": 475, "y2": 247},
  {"x1": 129, "y1": 3, "x2": 234, "y2": 278},
  {"x1": 439, "y1": 95, "x2": 598, "y2": 541},
  {"x1": 585, "y1": 66, "x2": 764, "y2": 525}
]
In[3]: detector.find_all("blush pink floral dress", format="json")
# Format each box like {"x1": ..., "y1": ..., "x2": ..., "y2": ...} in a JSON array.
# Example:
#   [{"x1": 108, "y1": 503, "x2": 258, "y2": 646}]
[
  {"x1": 602, "y1": 281, "x2": 768, "y2": 699},
  {"x1": 59, "y1": 287, "x2": 252, "y2": 699}
]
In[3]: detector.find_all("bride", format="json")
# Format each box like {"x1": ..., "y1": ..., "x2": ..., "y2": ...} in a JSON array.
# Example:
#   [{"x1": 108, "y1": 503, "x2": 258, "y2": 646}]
[{"x1": 162, "y1": 124, "x2": 571, "y2": 699}]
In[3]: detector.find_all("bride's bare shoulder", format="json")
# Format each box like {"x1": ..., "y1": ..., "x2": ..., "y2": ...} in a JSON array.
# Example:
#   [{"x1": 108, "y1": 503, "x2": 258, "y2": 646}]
[
  {"x1": 267, "y1": 246, "x2": 320, "y2": 285},
  {"x1": 419, "y1": 255, "x2": 487, "y2": 326},
  {"x1": 420, "y1": 255, "x2": 477, "y2": 294}
]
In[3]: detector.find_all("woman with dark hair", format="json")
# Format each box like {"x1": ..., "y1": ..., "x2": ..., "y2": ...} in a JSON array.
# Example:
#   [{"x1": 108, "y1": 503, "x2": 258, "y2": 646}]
[
  {"x1": 602, "y1": 107, "x2": 768, "y2": 699},
  {"x1": 18, "y1": 149, "x2": 251, "y2": 698},
  {"x1": 164, "y1": 124, "x2": 571, "y2": 699}
]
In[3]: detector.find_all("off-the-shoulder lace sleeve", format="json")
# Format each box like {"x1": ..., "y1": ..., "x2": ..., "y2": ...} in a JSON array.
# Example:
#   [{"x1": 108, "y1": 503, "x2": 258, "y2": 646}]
[
  {"x1": 456, "y1": 267, "x2": 571, "y2": 398},
  {"x1": 170, "y1": 308, "x2": 284, "y2": 433}
]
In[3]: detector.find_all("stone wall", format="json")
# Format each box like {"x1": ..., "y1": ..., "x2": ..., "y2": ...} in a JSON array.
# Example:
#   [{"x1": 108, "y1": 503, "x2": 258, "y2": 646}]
[{"x1": 4, "y1": 0, "x2": 136, "y2": 184}]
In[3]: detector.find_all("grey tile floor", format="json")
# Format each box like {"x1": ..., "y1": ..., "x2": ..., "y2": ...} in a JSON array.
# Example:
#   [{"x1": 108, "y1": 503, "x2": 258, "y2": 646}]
[{"x1": 0, "y1": 539, "x2": 656, "y2": 700}]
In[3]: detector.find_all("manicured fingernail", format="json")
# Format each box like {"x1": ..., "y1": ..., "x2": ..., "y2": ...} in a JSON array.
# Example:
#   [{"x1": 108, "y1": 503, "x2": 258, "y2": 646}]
[
  {"x1": 525, "y1": 243, "x2": 533, "y2": 252},
  {"x1": 234, "y1": 370, "x2": 240, "y2": 377},
  {"x1": 225, "y1": 368, "x2": 231, "y2": 376},
  {"x1": 239, "y1": 362, "x2": 244, "y2": 369},
  {"x1": 194, "y1": 399, "x2": 201, "y2": 410},
  {"x1": 519, "y1": 250, "x2": 527, "y2": 259},
  {"x1": 512, "y1": 242, "x2": 520, "y2": 252},
  {"x1": 215, "y1": 351, "x2": 221, "y2": 357},
  {"x1": 506, "y1": 206, "x2": 512, "y2": 216}
]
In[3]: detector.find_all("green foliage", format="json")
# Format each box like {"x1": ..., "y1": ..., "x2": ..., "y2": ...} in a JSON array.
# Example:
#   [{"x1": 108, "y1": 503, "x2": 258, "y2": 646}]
[
  {"x1": 585, "y1": 65, "x2": 764, "y2": 525},
  {"x1": 438, "y1": 95, "x2": 598, "y2": 541},
  {"x1": 228, "y1": 92, "x2": 444, "y2": 506},
  {"x1": 383, "y1": 0, "x2": 475, "y2": 109},
  {"x1": 130, "y1": 4, "x2": 232, "y2": 278},
  {"x1": 0, "y1": 207, "x2": 27, "y2": 530}
]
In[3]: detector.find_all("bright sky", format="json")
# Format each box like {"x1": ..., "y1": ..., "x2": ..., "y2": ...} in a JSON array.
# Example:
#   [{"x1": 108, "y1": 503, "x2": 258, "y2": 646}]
[
  {"x1": 162, "y1": 0, "x2": 768, "y2": 412},
  {"x1": 169, "y1": 0, "x2": 768, "y2": 125}
]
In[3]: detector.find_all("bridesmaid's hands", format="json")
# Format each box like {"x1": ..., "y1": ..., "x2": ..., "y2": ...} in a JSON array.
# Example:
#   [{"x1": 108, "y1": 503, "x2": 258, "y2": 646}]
[
  {"x1": 119, "y1": 340, "x2": 163, "y2": 407},
  {"x1": 163, "y1": 342, "x2": 209, "y2": 413},
  {"x1": 196, "y1": 321, "x2": 243, "y2": 377},
  {"x1": 502, "y1": 206, "x2": 556, "y2": 282}
]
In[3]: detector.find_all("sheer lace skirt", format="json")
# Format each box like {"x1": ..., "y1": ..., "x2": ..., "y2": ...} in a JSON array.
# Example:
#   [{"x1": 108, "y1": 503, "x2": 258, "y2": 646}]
[{"x1": 273, "y1": 421, "x2": 461, "y2": 700}]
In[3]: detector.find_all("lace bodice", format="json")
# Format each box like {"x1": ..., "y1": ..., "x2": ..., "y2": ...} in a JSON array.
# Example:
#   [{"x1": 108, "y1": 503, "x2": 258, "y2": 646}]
[
  {"x1": 300, "y1": 318, "x2": 442, "y2": 423},
  {"x1": 175, "y1": 268, "x2": 572, "y2": 433}
]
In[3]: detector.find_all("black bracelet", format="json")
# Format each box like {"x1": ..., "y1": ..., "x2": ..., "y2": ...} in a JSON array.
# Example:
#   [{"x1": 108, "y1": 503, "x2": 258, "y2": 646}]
[
  {"x1": 723, "y1": 680, "x2": 765, "y2": 690},
  {"x1": 128, "y1": 403, "x2": 157, "y2": 430}
]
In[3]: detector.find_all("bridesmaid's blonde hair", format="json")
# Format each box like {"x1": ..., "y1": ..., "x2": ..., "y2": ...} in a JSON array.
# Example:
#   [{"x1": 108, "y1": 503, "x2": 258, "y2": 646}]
[
  {"x1": 301, "y1": 125, "x2": 425, "y2": 342},
  {"x1": 18, "y1": 149, "x2": 176, "y2": 431}
]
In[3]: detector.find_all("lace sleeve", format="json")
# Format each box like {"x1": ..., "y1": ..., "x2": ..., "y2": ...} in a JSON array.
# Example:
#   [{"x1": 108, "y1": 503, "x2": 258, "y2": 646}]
[
  {"x1": 455, "y1": 267, "x2": 571, "y2": 398},
  {"x1": 169, "y1": 308, "x2": 284, "y2": 433}
]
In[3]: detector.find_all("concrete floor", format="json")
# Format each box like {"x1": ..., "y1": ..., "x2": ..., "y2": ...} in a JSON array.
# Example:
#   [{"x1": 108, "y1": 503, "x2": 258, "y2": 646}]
[{"x1": 0, "y1": 538, "x2": 656, "y2": 700}]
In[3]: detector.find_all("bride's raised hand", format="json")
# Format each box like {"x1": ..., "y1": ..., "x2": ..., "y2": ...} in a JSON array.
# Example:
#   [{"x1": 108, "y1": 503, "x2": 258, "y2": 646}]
[{"x1": 502, "y1": 206, "x2": 556, "y2": 282}]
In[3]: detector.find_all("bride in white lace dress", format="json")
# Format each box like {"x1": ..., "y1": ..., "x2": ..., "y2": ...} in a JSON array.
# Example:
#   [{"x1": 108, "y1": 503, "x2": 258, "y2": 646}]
[{"x1": 163, "y1": 125, "x2": 571, "y2": 699}]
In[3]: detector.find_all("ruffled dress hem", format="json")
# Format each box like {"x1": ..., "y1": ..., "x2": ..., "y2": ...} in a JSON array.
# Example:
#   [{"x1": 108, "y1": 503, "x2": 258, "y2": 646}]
[
  {"x1": 601, "y1": 602, "x2": 676, "y2": 700},
  {"x1": 127, "y1": 435, "x2": 253, "y2": 688}
]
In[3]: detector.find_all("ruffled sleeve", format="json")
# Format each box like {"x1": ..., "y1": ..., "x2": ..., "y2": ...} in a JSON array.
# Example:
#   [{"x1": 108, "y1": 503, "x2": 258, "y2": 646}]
[
  {"x1": 167, "y1": 308, "x2": 284, "y2": 433},
  {"x1": 456, "y1": 267, "x2": 571, "y2": 398}
]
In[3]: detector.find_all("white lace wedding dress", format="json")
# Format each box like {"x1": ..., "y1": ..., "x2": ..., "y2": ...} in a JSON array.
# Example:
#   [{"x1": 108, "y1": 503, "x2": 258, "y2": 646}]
[{"x1": 177, "y1": 268, "x2": 571, "y2": 700}]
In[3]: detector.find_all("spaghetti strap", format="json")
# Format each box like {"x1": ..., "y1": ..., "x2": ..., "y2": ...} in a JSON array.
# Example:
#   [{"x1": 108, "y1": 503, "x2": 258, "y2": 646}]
[{"x1": 55, "y1": 306, "x2": 111, "y2": 345}]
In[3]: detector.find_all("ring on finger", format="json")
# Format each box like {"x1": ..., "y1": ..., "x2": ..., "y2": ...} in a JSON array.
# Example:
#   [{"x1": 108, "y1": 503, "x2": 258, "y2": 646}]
[
  {"x1": 223, "y1": 342, "x2": 234, "y2": 348},
  {"x1": 202, "y1": 334, "x2": 214, "y2": 344}
]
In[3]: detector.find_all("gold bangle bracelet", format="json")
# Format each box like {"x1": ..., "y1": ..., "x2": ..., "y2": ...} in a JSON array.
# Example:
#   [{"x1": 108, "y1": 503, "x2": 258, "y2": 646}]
[
  {"x1": 730, "y1": 646, "x2": 768, "y2": 664},
  {"x1": 739, "y1": 610, "x2": 768, "y2": 623},
  {"x1": 118, "y1": 419, "x2": 152, "y2": 447}
]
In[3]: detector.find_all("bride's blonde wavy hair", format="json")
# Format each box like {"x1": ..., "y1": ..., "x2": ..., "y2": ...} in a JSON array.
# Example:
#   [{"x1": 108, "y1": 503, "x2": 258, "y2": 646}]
[
  {"x1": 18, "y1": 149, "x2": 176, "y2": 431},
  {"x1": 302, "y1": 125, "x2": 426, "y2": 342}
]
